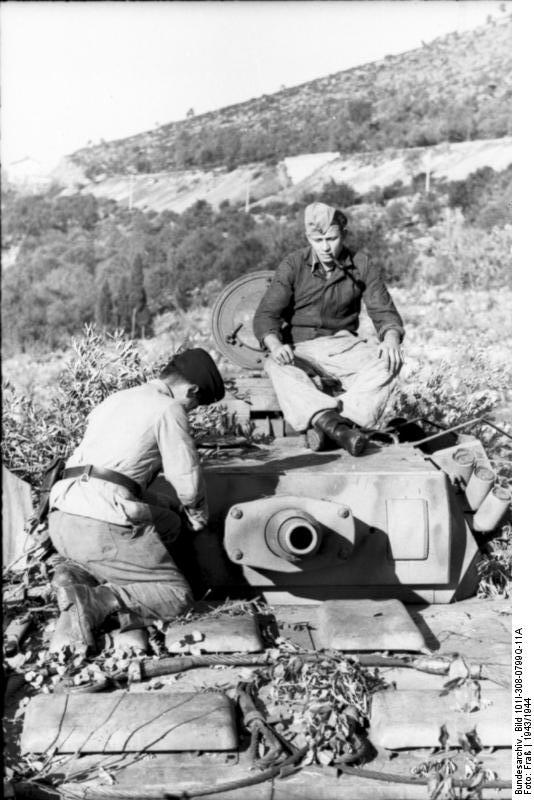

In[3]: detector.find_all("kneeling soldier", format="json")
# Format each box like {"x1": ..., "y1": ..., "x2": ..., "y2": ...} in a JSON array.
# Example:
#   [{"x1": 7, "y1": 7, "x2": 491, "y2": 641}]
[{"x1": 48, "y1": 348, "x2": 224, "y2": 650}]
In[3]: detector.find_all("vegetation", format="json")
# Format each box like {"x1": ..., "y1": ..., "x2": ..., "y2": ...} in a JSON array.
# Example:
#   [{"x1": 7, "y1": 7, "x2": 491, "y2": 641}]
[
  {"x1": 248, "y1": 647, "x2": 386, "y2": 766},
  {"x1": 66, "y1": 17, "x2": 510, "y2": 177},
  {"x1": 1, "y1": 164, "x2": 511, "y2": 356},
  {"x1": 1, "y1": 328, "x2": 153, "y2": 492}
]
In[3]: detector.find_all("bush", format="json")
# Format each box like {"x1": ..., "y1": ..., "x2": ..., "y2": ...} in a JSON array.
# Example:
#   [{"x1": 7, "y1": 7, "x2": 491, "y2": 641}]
[
  {"x1": 447, "y1": 165, "x2": 512, "y2": 229},
  {"x1": 301, "y1": 179, "x2": 358, "y2": 210},
  {"x1": 1, "y1": 324, "x2": 241, "y2": 494},
  {"x1": 416, "y1": 214, "x2": 511, "y2": 289},
  {"x1": 393, "y1": 350, "x2": 510, "y2": 427},
  {"x1": 2, "y1": 164, "x2": 511, "y2": 357},
  {"x1": 391, "y1": 345, "x2": 511, "y2": 487},
  {"x1": 2, "y1": 326, "x2": 154, "y2": 491}
]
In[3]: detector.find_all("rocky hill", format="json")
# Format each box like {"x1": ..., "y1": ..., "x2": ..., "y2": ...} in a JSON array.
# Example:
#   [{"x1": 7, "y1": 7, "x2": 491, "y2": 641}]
[
  {"x1": 67, "y1": 137, "x2": 511, "y2": 215},
  {"x1": 65, "y1": 16, "x2": 510, "y2": 180}
]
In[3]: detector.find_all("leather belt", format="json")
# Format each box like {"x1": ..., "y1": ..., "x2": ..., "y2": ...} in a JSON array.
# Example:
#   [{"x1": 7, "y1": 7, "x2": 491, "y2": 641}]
[{"x1": 62, "y1": 465, "x2": 142, "y2": 499}]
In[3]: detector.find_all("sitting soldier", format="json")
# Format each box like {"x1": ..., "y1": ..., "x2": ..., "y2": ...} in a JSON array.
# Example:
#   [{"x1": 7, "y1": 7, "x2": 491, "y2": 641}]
[
  {"x1": 253, "y1": 202, "x2": 404, "y2": 456},
  {"x1": 48, "y1": 348, "x2": 225, "y2": 650}
]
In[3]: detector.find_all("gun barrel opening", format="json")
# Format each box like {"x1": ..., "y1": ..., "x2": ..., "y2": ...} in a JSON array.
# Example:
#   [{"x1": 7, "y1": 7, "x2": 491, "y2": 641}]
[{"x1": 266, "y1": 508, "x2": 322, "y2": 561}]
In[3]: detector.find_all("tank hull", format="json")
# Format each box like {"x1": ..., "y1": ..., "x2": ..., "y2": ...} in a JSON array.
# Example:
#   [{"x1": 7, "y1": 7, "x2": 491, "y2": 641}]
[{"x1": 197, "y1": 440, "x2": 480, "y2": 604}]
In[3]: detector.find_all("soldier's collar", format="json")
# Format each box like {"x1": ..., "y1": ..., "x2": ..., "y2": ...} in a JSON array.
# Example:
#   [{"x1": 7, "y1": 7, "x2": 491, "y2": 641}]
[{"x1": 308, "y1": 247, "x2": 354, "y2": 273}]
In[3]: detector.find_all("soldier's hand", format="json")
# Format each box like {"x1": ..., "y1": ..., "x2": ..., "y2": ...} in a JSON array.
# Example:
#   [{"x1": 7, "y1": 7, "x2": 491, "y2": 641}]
[
  {"x1": 270, "y1": 343, "x2": 295, "y2": 365},
  {"x1": 378, "y1": 332, "x2": 404, "y2": 375}
]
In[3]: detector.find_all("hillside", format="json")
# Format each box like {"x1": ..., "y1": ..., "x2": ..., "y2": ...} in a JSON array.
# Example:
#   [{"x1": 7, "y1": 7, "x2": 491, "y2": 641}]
[
  {"x1": 67, "y1": 137, "x2": 511, "y2": 215},
  {"x1": 2, "y1": 159, "x2": 512, "y2": 357},
  {"x1": 2, "y1": 13, "x2": 512, "y2": 360},
  {"x1": 65, "y1": 16, "x2": 510, "y2": 180}
]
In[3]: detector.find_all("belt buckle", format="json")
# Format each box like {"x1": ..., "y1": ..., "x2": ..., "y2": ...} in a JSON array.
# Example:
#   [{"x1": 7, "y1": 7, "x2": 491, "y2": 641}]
[{"x1": 80, "y1": 465, "x2": 93, "y2": 484}]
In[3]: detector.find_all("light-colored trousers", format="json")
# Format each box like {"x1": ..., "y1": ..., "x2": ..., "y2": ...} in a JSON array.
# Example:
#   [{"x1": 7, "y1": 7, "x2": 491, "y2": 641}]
[
  {"x1": 49, "y1": 506, "x2": 192, "y2": 623},
  {"x1": 265, "y1": 331, "x2": 397, "y2": 432}
]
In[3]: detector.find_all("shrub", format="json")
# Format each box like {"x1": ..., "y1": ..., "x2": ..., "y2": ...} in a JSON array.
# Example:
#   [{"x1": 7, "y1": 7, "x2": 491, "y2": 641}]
[
  {"x1": 393, "y1": 352, "x2": 509, "y2": 427},
  {"x1": 391, "y1": 345, "x2": 511, "y2": 485},
  {"x1": 2, "y1": 326, "x2": 154, "y2": 491},
  {"x1": 1, "y1": 325, "x2": 240, "y2": 495},
  {"x1": 420, "y1": 216, "x2": 511, "y2": 289},
  {"x1": 447, "y1": 165, "x2": 512, "y2": 229}
]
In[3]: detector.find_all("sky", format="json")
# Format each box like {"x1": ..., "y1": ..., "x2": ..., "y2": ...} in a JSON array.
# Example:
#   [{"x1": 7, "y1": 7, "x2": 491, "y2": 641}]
[{"x1": 1, "y1": 0, "x2": 509, "y2": 172}]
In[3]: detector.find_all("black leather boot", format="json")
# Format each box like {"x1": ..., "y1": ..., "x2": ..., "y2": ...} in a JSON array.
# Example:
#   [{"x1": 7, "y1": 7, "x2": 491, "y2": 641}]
[
  {"x1": 312, "y1": 410, "x2": 368, "y2": 457},
  {"x1": 56, "y1": 584, "x2": 122, "y2": 651},
  {"x1": 50, "y1": 563, "x2": 100, "y2": 653}
]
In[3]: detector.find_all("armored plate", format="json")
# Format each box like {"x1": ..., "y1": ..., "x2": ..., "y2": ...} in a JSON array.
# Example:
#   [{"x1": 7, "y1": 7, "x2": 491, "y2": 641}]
[
  {"x1": 370, "y1": 688, "x2": 511, "y2": 748},
  {"x1": 21, "y1": 692, "x2": 237, "y2": 753},
  {"x1": 224, "y1": 495, "x2": 356, "y2": 574},
  {"x1": 315, "y1": 599, "x2": 426, "y2": 652},
  {"x1": 166, "y1": 615, "x2": 264, "y2": 654},
  {"x1": 211, "y1": 270, "x2": 274, "y2": 370}
]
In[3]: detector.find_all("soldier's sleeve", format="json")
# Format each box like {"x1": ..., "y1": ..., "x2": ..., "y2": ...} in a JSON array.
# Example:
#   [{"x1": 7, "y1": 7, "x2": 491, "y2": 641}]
[
  {"x1": 360, "y1": 255, "x2": 404, "y2": 342},
  {"x1": 252, "y1": 257, "x2": 295, "y2": 346},
  {"x1": 154, "y1": 403, "x2": 208, "y2": 531}
]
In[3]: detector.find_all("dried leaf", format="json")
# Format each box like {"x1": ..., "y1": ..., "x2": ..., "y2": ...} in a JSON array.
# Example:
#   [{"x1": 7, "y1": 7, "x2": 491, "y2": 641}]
[
  {"x1": 448, "y1": 655, "x2": 470, "y2": 682},
  {"x1": 440, "y1": 677, "x2": 463, "y2": 694},
  {"x1": 98, "y1": 768, "x2": 115, "y2": 785},
  {"x1": 468, "y1": 771, "x2": 484, "y2": 789},
  {"x1": 438, "y1": 724, "x2": 449, "y2": 750},
  {"x1": 427, "y1": 773, "x2": 441, "y2": 798},
  {"x1": 6, "y1": 653, "x2": 26, "y2": 670},
  {"x1": 317, "y1": 749, "x2": 334, "y2": 766}
]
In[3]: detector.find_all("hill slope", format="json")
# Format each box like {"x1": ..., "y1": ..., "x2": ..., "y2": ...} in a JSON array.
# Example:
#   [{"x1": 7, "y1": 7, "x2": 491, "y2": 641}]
[
  {"x1": 66, "y1": 16, "x2": 510, "y2": 180},
  {"x1": 70, "y1": 137, "x2": 511, "y2": 215}
]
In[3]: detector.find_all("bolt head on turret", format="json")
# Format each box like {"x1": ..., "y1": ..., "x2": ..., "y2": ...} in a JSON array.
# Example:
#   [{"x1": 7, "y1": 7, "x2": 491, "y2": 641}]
[{"x1": 230, "y1": 507, "x2": 243, "y2": 519}]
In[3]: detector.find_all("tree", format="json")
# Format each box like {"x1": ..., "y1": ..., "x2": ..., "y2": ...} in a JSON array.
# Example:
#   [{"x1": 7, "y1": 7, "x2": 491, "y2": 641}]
[
  {"x1": 95, "y1": 280, "x2": 113, "y2": 329},
  {"x1": 115, "y1": 276, "x2": 131, "y2": 332},
  {"x1": 128, "y1": 254, "x2": 152, "y2": 338},
  {"x1": 346, "y1": 97, "x2": 373, "y2": 125},
  {"x1": 320, "y1": 179, "x2": 357, "y2": 208}
]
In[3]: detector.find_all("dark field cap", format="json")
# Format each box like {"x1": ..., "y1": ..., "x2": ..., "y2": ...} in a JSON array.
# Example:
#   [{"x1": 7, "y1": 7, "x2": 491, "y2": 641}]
[
  {"x1": 304, "y1": 202, "x2": 348, "y2": 236},
  {"x1": 165, "y1": 348, "x2": 225, "y2": 405}
]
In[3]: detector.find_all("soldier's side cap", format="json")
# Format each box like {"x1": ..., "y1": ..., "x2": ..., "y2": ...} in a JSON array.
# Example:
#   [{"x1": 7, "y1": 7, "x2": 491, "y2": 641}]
[
  {"x1": 164, "y1": 348, "x2": 225, "y2": 405},
  {"x1": 304, "y1": 202, "x2": 348, "y2": 236}
]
